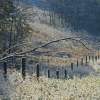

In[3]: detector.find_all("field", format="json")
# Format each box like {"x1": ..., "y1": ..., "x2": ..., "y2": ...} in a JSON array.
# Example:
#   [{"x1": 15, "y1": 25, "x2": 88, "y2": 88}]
[
  {"x1": 15, "y1": 75, "x2": 100, "y2": 100},
  {"x1": 0, "y1": 63, "x2": 100, "y2": 100}
]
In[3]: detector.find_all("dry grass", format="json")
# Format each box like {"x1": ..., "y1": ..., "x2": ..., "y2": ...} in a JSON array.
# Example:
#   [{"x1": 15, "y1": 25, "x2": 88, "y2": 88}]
[{"x1": 10, "y1": 72, "x2": 100, "y2": 100}]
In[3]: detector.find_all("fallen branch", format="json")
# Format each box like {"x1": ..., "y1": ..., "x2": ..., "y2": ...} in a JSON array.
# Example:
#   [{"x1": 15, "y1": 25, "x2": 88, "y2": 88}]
[
  {"x1": 0, "y1": 36, "x2": 94, "y2": 62},
  {"x1": 17, "y1": 37, "x2": 92, "y2": 55}
]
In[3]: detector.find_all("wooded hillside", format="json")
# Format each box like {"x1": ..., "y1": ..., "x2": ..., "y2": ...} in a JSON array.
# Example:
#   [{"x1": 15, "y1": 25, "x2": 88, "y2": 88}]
[{"x1": 0, "y1": 0, "x2": 32, "y2": 56}]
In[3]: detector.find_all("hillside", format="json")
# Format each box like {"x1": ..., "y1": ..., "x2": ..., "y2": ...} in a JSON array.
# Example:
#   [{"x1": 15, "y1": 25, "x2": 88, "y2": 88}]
[
  {"x1": 0, "y1": 1, "x2": 100, "y2": 100},
  {"x1": 13, "y1": 1, "x2": 97, "y2": 62}
]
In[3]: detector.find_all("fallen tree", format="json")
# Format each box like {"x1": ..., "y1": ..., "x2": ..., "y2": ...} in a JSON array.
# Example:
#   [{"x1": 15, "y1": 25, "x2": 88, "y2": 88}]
[{"x1": 0, "y1": 36, "x2": 94, "y2": 62}]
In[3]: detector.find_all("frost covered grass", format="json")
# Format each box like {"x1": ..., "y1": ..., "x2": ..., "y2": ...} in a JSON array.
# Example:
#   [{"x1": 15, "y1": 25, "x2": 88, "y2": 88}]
[
  {"x1": 0, "y1": 60, "x2": 100, "y2": 100},
  {"x1": 6, "y1": 71, "x2": 100, "y2": 100}
]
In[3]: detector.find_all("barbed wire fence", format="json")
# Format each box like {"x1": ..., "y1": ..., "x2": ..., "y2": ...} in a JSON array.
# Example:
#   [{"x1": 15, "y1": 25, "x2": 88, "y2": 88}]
[{"x1": 0, "y1": 37, "x2": 99, "y2": 80}]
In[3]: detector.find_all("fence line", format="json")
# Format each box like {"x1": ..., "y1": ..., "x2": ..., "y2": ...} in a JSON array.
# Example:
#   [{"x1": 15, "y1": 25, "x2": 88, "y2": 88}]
[{"x1": 2, "y1": 54, "x2": 100, "y2": 80}]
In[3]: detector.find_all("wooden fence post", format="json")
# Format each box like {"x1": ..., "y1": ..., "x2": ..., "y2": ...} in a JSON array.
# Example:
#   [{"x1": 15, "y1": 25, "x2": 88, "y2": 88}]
[
  {"x1": 81, "y1": 58, "x2": 83, "y2": 65},
  {"x1": 3, "y1": 62, "x2": 7, "y2": 78},
  {"x1": 86, "y1": 56, "x2": 88, "y2": 64},
  {"x1": 56, "y1": 70, "x2": 59, "y2": 79},
  {"x1": 98, "y1": 49, "x2": 99, "y2": 59},
  {"x1": 64, "y1": 70, "x2": 67, "y2": 78},
  {"x1": 77, "y1": 59, "x2": 78, "y2": 67},
  {"x1": 71, "y1": 63, "x2": 73, "y2": 71},
  {"x1": 22, "y1": 58, "x2": 26, "y2": 80},
  {"x1": 89, "y1": 56, "x2": 91, "y2": 62},
  {"x1": 95, "y1": 56, "x2": 97, "y2": 62},
  {"x1": 36, "y1": 64, "x2": 40, "y2": 79},
  {"x1": 48, "y1": 70, "x2": 50, "y2": 78}
]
